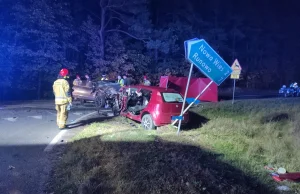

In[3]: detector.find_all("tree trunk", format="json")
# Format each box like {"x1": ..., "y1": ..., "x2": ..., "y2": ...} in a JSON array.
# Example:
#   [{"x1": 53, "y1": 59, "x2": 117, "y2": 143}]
[{"x1": 99, "y1": 5, "x2": 106, "y2": 61}]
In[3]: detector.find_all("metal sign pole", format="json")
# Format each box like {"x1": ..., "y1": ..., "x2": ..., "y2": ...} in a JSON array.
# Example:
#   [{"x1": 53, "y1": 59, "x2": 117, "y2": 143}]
[
  {"x1": 177, "y1": 63, "x2": 193, "y2": 135},
  {"x1": 232, "y1": 79, "x2": 236, "y2": 104},
  {"x1": 172, "y1": 80, "x2": 213, "y2": 126}
]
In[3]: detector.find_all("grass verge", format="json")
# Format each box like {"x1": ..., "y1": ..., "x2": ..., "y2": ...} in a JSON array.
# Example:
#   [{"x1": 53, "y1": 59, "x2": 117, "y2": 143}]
[{"x1": 49, "y1": 98, "x2": 300, "y2": 194}]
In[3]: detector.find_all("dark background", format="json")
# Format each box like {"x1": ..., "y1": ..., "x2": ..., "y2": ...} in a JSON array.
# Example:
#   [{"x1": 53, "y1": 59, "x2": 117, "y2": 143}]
[{"x1": 0, "y1": 0, "x2": 299, "y2": 100}]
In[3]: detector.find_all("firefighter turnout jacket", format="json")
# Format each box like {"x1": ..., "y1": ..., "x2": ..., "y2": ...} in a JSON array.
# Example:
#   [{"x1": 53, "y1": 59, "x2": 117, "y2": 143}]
[{"x1": 53, "y1": 79, "x2": 72, "y2": 105}]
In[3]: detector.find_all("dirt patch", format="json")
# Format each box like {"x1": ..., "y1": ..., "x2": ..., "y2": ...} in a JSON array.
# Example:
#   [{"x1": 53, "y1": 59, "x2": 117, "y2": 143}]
[{"x1": 261, "y1": 113, "x2": 290, "y2": 123}]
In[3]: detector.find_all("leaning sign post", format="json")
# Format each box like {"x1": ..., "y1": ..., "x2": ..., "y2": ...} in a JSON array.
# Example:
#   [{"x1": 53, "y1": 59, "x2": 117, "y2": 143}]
[
  {"x1": 174, "y1": 38, "x2": 232, "y2": 135},
  {"x1": 230, "y1": 59, "x2": 242, "y2": 104}
]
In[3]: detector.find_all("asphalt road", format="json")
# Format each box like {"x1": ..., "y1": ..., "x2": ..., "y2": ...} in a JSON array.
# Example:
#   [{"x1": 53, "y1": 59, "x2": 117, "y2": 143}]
[{"x1": 0, "y1": 101, "x2": 108, "y2": 194}]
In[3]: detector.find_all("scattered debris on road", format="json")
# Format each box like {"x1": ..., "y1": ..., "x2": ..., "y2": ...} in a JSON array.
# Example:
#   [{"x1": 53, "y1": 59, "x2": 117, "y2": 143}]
[
  {"x1": 8, "y1": 165, "x2": 15, "y2": 170},
  {"x1": 28, "y1": 115, "x2": 43, "y2": 119},
  {"x1": 3, "y1": 117, "x2": 18, "y2": 122}
]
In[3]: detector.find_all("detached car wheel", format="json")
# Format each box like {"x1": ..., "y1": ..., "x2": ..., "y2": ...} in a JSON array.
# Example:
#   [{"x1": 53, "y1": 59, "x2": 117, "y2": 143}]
[{"x1": 142, "y1": 114, "x2": 155, "y2": 130}]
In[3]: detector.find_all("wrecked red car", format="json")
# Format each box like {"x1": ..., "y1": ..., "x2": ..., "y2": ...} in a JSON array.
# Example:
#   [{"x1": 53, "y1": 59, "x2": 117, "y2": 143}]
[{"x1": 119, "y1": 85, "x2": 189, "y2": 130}]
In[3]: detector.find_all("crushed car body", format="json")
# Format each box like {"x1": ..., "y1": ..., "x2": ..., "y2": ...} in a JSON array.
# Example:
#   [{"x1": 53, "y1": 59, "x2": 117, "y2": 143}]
[
  {"x1": 72, "y1": 80, "x2": 121, "y2": 111},
  {"x1": 119, "y1": 85, "x2": 189, "y2": 130}
]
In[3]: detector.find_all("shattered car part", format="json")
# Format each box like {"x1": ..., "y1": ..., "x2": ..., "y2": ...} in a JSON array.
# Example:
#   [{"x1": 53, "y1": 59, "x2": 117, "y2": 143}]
[{"x1": 72, "y1": 80, "x2": 122, "y2": 112}]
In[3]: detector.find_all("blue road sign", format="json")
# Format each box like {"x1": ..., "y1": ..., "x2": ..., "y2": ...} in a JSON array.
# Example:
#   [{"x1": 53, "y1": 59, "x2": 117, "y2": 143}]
[
  {"x1": 186, "y1": 39, "x2": 232, "y2": 85},
  {"x1": 186, "y1": 98, "x2": 200, "y2": 105},
  {"x1": 172, "y1": 116, "x2": 184, "y2": 121},
  {"x1": 184, "y1": 38, "x2": 199, "y2": 59}
]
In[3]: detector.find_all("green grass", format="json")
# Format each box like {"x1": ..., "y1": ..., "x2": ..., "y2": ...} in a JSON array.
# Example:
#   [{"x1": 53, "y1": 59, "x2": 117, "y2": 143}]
[{"x1": 49, "y1": 98, "x2": 300, "y2": 194}]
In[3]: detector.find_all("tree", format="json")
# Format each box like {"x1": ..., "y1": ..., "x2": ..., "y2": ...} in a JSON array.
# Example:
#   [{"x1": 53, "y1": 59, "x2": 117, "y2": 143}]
[
  {"x1": 228, "y1": 16, "x2": 245, "y2": 61},
  {"x1": 5, "y1": 0, "x2": 77, "y2": 99},
  {"x1": 81, "y1": 15, "x2": 151, "y2": 80},
  {"x1": 0, "y1": 0, "x2": 17, "y2": 99},
  {"x1": 82, "y1": 0, "x2": 151, "y2": 71}
]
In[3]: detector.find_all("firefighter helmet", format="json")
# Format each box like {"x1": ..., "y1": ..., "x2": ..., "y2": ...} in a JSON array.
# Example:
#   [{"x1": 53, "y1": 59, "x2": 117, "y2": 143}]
[{"x1": 59, "y1": 68, "x2": 69, "y2": 77}]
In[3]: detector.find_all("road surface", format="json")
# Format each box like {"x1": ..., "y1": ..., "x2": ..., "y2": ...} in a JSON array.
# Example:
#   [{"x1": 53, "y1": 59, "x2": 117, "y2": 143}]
[{"x1": 0, "y1": 101, "x2": 109, "y2": 194}]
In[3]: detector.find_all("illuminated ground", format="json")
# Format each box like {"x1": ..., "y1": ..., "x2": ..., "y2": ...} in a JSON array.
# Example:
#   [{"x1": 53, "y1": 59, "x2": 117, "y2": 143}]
[{"x1": 0, "y1": 101, "x2": 104, "y2": 194}]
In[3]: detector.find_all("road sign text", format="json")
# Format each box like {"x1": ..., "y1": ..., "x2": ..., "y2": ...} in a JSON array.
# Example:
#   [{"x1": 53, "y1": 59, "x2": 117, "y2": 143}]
[{"x1": 192, "y1": 53, "x2": 212, "y2": 72}]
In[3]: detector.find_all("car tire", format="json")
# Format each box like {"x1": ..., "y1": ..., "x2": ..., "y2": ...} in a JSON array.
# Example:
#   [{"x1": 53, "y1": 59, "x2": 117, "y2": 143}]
[
  {"x1": 95, "y1": 95, "x2": 105, "y2": 109},
  {"x1": 112, "y1": 97, "x2": 120, "y2": 116},
  {"x1": 141, "y1": 114, "x2": 155, "y2": 130}
]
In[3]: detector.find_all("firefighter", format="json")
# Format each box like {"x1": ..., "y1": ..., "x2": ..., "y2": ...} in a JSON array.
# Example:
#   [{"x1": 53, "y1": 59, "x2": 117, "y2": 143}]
[
  {"x1": 73, "y1": 74, "x2": 82, "y2": 86},
  {"x1": 117, "y1": 75, "x2": 124, "y2": 86},
  {"x1": 53, "y1": 68, "x2": 72, "y2": 129},
  {"x1": 101, "y1": 74, "x2": 108, "y2": 81}
]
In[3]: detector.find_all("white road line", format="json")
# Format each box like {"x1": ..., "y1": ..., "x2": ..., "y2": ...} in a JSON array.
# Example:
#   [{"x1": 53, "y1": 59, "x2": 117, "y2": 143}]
[
  {"x1": 44, "y1": 111, "x2": 97, "y2": 152},
  {"x1": 70, "y1": 111, "x2": 97, "y2": 124},
  {"x1": 43, "y1": 130, "x2": 67, "y2": 152}
]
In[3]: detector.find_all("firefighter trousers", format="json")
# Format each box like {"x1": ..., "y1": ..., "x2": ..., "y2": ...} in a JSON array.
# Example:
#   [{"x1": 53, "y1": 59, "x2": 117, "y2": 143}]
[{"x1": 55, "y1": 104, "x2": 68, "y2": 128}]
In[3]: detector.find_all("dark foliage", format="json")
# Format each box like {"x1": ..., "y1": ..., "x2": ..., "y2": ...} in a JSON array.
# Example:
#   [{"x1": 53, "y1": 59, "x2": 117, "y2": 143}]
[{"x1": 1, "y1": 0, "x2": 299, "y2": 100}]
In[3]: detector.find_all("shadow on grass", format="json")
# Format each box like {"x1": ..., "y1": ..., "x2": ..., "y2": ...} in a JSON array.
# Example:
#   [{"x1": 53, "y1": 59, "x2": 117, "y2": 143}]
[
  {"x1": 49, "y1": 136, "x2": 279, "y2": 194},
  {"x1": 182, "y1": 111, "x2": 210, "y2": 130},
  {"x1": 261, "y1": 113, "x2": 290, "y2": 124}
]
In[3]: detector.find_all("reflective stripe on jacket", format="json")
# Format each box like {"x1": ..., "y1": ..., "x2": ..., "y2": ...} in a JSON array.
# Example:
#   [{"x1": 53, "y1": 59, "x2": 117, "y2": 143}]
[
  {"x1": 53, "y1": 79, "x2": 72, "y2": 105},
  {"x1": 118, "y1": 79, "x2": 124, "y2": 86}
]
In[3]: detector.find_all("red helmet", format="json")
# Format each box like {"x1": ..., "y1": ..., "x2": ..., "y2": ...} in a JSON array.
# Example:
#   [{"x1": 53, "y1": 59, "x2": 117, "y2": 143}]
[{"x1": 59, "y1": 68, "x2": 69, "y2": 77}]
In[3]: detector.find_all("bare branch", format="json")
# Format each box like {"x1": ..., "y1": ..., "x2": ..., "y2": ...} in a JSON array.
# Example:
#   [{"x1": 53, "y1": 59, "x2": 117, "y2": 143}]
[
  {"x1": 99, "y1": 0, "x2": 104, "y2": 9},
  {"x1": 104, "y1": 16, "x2": 127, "y2": 28},
  {"x1": 109, "y1": 8, "x2": 123, "y2": 16},
  {"x1": 107, "y1": 0, "x2": 126, "y2": 8},
  {"x1": 107, "y1": 0, "x2": 112, "y2": 7},
  {"x1": 106, "y1": 29, "x2": 149, "y2": 43},
  {"x1": 84, "y1": 8, "x2": 101, "y2": 21}
]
